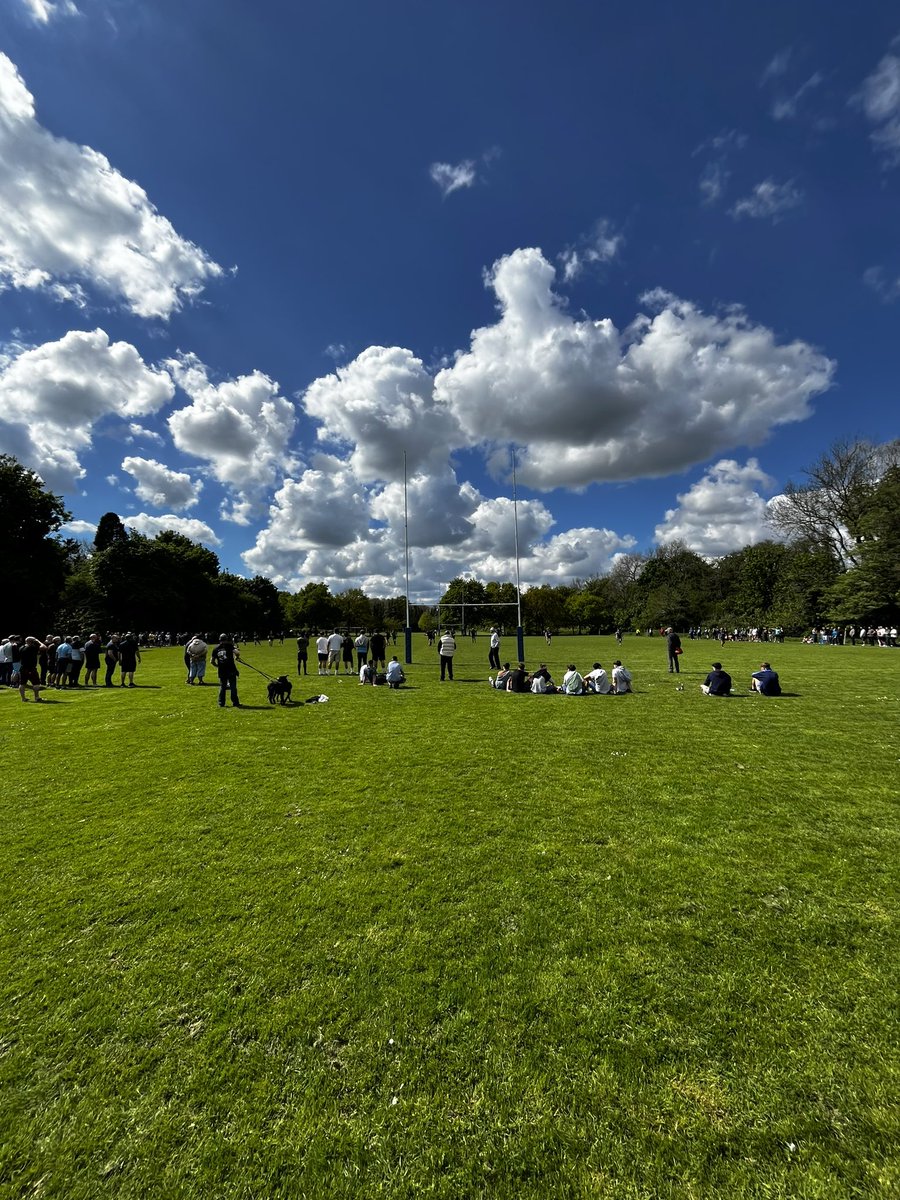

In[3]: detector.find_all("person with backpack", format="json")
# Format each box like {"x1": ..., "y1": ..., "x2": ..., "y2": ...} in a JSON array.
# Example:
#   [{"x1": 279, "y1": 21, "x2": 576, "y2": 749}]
[{"x1": 186, "y1": 634, "x2": 208, "y2": 685}]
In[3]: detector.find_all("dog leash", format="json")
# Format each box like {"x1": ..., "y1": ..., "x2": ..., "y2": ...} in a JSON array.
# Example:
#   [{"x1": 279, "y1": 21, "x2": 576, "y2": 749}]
[{"x1": 236, "y1": 662, "x2": 278, "y2": 681}]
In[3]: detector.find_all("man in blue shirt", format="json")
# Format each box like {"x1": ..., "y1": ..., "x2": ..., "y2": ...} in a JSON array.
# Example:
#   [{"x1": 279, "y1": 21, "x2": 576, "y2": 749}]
[
  {"x1": 701, "y1": 662, "x2": 732, "y2": 696},
  {"x1": 750, "y1": 662, "x2": 782, "y2": 696}
]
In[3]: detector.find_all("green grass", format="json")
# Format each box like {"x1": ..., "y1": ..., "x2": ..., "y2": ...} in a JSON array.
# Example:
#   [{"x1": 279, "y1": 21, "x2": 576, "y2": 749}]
[{"x1": 1, "y1": 635, "x2": 898, "y2": 1198}]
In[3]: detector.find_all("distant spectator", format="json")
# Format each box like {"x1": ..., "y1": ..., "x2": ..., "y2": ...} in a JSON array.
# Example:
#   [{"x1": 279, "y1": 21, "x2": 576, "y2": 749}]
[
  {"x1": 354, "y1": 631, "x2": 369, "y2": 671},
  {"x1": 327, "y1": 630, "x2": 343, "y2": 675},
  {"x1": 68, "y1": 637, "x2": 85, "y2": 687},
  {"x1": 118, "y1": 633, "x2": 141, "y2": 688},
  {"x1": 438, "y1": 629, "x2": 457, "y2": 681},
  {"x1": 295, "y1": 632, "x2": 309, "y2": 676},
  {"x1": 488, "y1": 627, "x2": 501, "y2": 671},
  {"x1": 370, "y1": 630, "x2": 387, "y2": 670},
  {"x1": 104, "y1": 635, "x2": 120, "y2": 688},
  {"x1": 316, "y1": 633, "x2": 328, "y2": 675},
  {"x1": 83, "y1": 634, "x2": 102, "y2": 687},
  {"x1": 186, "y1": 634, "x2": 208, "y2": 685},
  {"x1": 342, "y1": 633, "x2": 355, "y2": 674},
  {"x1": 17, "y1": 636, "x2": 46, "y2": 703},
  {"x1": 666, "y1": 628, "x2": 682, "y2": 674}
]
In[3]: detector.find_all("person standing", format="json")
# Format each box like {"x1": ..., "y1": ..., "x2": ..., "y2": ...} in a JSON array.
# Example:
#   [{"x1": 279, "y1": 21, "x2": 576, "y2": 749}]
[
  {"x1": 186, "y1": 633, "x2": 208, "y2": 685},
  {"x1": 370, "y1": 630, "x2": 387, "y2": 671},
  {"x1": 315, "y1": 632, "x2": 329, "y2": 675},
  {"x1": 68, "y1": 637, "x2": 85, "y2": 687},
  {"x1": 666, "y1": 627, "x2": 682, "y2": 674},
  {"x1": 118, "y1": 633, "x2": 141, "y2": 687},
  {"x1": 17, "y1": 636, "x2": 46, "y2": 702},
  {"x1": 211, "y1": 634, "x2": 241, "y2": 708},
  {"x1": 354, "y1": 630, "x2": 369, "y2": 671},
  {"x1": 104, "y1": 635, "x2": 120, "y2": 687},
  {"x1": 295, "y1": 631, "x2": 309, "y2": 676},
  {"x1": 438, "y1": 629, "x2": 457, "y2": 680},
  {"x1": 326, "y1": 630, "x2": 343, "y2": 676},
  {"x1": 83, "y1": 634, "x2": 102, "y2": 687},
  {"x1": 488, "y1": 627, "x2": 501, "y2": 671},
  {"x1": 55, "y1": 636, "x2": 73, "y2": 687},
  {"x1": 341, "y1": 632, "x2": 355, "y2": 674}
]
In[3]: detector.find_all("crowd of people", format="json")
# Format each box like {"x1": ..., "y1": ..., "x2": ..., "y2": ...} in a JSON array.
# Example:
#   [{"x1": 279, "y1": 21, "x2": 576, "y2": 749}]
[
  {"x1": 804, "y1": 625, "x2": 897, "y2": 646},
  {"x1": 0, "y1": 632, "x2": 142, "y2": 701}
]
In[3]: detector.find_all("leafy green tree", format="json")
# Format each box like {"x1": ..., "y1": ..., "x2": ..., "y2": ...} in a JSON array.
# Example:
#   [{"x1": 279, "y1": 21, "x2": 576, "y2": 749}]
[
  {"x1": 285, "y1": 582, "x2": 340, "y2": 630},
  {"x1": 336, "y1": 588, "x2": 373, "y2": 628},
  {"x1": 522, "y1": 584, "x2": 570, "y2": 633},
  {"x1": 634, "y1": 542, "x2": 715, "y2": 630},
  {"x1": 0, "y1": 455, "x2": 72, "y2": 631},
  {"x1": 244, "y1": 574, "x2": 283, "y2": 631},
  {"x1": 826, "y1": 464, "x2": 900, "y2": 623},
  {"x1": 439, "y1": 577, "x2": 486, "y2": 631},
  {"x1": 93, "y1": 512, "x2": 128, "y2": 552}
]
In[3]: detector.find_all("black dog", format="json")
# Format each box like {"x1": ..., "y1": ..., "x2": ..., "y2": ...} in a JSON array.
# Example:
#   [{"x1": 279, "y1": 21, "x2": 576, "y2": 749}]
[{"x1": 267, "y1": 675, "x2": 292, "y2": 705}]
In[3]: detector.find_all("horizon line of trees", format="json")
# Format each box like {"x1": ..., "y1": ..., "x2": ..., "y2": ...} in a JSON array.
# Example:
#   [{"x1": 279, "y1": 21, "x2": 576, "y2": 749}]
[{"x1": 2, "y1": 437, "x2": 897, "y2": 636}]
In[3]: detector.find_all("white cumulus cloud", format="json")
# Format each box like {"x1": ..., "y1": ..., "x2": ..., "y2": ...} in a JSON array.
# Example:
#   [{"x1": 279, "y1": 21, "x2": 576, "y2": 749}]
[
  {"x1": 654, "y1": 458, "x2": 777, "y2": 556},
  {"x1": 0, "y1": 53, "x2": 222, "y2": 317},
  {"x1": 0, "y1": 328, "x2": 174, "y2": 488},
  {"x1": 303, "y1": 344, "x2": 461, "y2": 481},
  {"x1": 122, "y1": 513, "x2": 220, "y2": 545},
  {"x1": 432, "y1": 248, "x2": 832, "y2": 488},
  {"x1": 120, "y1": 456, "x2": 201, "y2": 510},
  {"x1": 166, "y1": 353, "x2": 298, "y2": 523}
]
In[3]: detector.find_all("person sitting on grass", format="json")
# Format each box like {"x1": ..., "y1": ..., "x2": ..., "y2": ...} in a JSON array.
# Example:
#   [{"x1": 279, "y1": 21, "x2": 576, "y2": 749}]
[
  {"x1": 506, "y1": 662, "x2": 530, "y2": 693},
  {"x1": 530, "y1": 663, "x2": 556, "y2": 694},
  {"x1": 561, "y1": 664, "x2": 584, "y2": 695},
  {"x1": 489, "y1": 662, "x2": 512, "y2": 690},
  {"x1": 386, "y1": 656, "x2": 406, "y2": 688},
  {"x1": 701, "y1": 661, "x2": 732, "y2": 697},
  {"x1": 750, "y1": 661, "x2": 782, "y2": 696},
  {"x1": 359, "y1": 659, "x2": 376, "y2": 685},
  {"x1": 584, "y1": 662, "x2": 611, "y2": 694},
  {"x1": 611, "y1": 660, "x2": 633, "y2": 693}
]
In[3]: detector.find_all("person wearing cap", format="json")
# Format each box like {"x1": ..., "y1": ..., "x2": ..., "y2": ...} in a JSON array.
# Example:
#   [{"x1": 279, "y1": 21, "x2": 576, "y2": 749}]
[
  {"x1": 750, "y1": 662, "x2": 782, "y2": 696},
  {"x1": 211, "y1": 634, "x2": 241, "y2": 707},
  {"x1": 488, "y1": 627, "x2": 501, "y2": 671},
  {"x1": 701, "y1": 662, "x2": 732, "y2": 697}
]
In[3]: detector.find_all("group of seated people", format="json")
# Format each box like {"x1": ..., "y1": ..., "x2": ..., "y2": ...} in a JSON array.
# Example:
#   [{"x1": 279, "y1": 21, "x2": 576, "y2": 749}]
[
  {"x1": 701, "y1": 661, "x2": 782, "y2": 696},
  {"x1": 359, "y1": 656, "x2": 406, "y2": 688},
  {"x1": 489, "y1": 661, "x2": 633, "y2": 695}
]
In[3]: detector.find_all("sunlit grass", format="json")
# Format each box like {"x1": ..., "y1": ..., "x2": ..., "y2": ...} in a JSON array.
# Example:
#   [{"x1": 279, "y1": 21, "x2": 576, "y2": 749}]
[{"x1": 1, "y1": 635, "x2": 898, "y2": 1198}]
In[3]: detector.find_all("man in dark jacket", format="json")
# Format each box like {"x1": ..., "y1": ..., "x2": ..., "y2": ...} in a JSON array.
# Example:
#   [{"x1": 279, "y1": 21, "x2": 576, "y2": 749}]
[
  {"x1": 211, "y1": 634, "x2": 241, "y2": 708},
  {"x1": 666, "y1": 627, "x2": 682, "y2": 673},
  {"x1": 701, "y1": 662, "x2": 732, "y2": 696}
]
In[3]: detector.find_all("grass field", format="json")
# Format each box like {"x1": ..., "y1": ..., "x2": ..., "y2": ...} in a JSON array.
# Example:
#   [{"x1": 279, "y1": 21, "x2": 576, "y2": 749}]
[{"x1": 1, "y1": 634, "x2": 898, "y2": 1199}]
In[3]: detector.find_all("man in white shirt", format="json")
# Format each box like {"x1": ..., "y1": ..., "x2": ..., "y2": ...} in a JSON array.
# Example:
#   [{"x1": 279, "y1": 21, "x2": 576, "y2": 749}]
[
  {"x1": 561, "y1": 665, "x2": 583, "y2": 695},
  {"x1": 316, "y1": 633, "x2": 329, "y2": 675},
  {"x1": 386, "y1": 656, "x2": 406, "y2": 688},
  {"x1": 611, "y1": 661, "x2": 633, "y2": 693},
  {"x1": 488, "y1": 627, "x2": 501, "y2": 671},
  {"x1": 327, "y1": 630, "x2": 343, "y2": 675},
  {"x1": 585, "y1": 663, "x2": 611, "y2": 694}
]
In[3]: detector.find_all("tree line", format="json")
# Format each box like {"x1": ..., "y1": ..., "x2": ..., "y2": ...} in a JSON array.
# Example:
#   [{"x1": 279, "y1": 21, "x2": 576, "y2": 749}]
[{"x1": 2, "y1": 438, "x2": 897, "y2": 636}]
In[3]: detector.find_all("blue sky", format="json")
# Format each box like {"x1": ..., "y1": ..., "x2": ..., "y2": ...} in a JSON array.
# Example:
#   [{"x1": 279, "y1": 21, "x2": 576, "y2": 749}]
[{"x1": 1, "y1": 0, "x2": 898, "y2": 600}]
